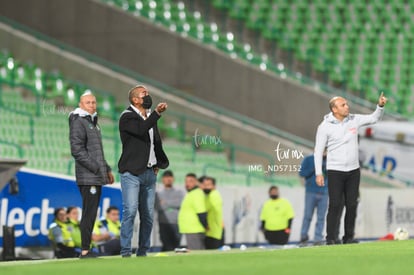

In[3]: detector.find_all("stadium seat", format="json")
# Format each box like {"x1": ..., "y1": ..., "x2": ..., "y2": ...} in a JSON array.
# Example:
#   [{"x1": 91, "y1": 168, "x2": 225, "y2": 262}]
[
  {"x1": 96, "y1": 0, "x2": 412, "y2": 118},
  {"x1": 0, "y1": 55, "x2": 17, "y2": 85},
  {"x1": 63, "y1": 86, "x2": 79, "y2": 108},
  {"x1": 212, "y1": 0, "x2": 231, "y2": 10},
  {"x1": 96, "y1": 93, "x2": 116, "y2": 119},
  {"x1": 228, "y1": 0, "x2": 249, "y2": 20},
  {"x1": 44, "y1": 72, "x2": 67, "y2": 99},
  {"x1": 180, "y1": 0, "x2": 414, "y2": 112}
]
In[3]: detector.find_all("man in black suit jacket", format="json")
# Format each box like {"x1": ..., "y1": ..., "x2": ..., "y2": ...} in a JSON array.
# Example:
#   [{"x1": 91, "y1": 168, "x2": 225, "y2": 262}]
[{"x1": 118, "y1": 85, "x2": 169, "y2": 257}]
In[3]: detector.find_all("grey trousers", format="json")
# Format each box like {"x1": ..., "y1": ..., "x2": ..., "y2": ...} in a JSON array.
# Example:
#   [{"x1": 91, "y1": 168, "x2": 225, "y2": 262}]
[{"x1": 185, "y1": 233, "x2": 205, "y2": 250}]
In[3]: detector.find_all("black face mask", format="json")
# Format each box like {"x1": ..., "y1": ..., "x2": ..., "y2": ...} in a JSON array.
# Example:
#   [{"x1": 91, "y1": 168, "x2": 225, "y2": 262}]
[
  {"x1": 270, "y1": 195, "x2": 279, "y2": 200},
  {"x1": 141, "y1": 95, "x2": 152, "y2": 109},
  {"x1": 203, "y1": 189, "x2": 212, "y2": 195}
]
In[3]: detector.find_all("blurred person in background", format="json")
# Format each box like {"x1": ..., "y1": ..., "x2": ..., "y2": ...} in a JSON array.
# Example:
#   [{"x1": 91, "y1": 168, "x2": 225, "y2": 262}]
[
  {"x1": 299, "y1": 152, "x2": 328, "y2": 246},
  {"x1": 260, "y1": 186, "x2": 294, "y2": 245},
  {"x1": 155, "y1": 170, "x2": 184, "y2": 251},
  {"x1": 178, "y1": 173, "x2": 207, "y2": 250},
  {"x1": 48, "y1": 207, "x2": 79, "y2": 258},
  {"x1": 200, "y1": 176, "x2": 224, "y2": 249},
  {"x1": 92, "y1": 206, "x2": 121, "y2": 256},
  {"x1": 66, "y1": 206, "x2": 82, "y2": 250}
]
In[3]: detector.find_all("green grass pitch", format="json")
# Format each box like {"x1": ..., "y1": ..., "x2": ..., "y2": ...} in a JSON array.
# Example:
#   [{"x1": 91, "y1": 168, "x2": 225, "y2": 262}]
[{"x1": 2, "y1": 240, "x2": 414, "y2": 275}]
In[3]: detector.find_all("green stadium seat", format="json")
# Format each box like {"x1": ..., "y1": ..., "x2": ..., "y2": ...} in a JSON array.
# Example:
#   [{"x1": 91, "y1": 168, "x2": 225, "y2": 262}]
[
  {"x1": 311, "y1": 54, "x2": 328, "y2": 74},
  {"x1": 262, "y1": 22, "x2": 282, "y2": 41},
  {"x1": 43, "y1": 72, "x2": 67, "y2": 99},
  {"x1": 294, "y1": 45, "x2": 310, "y2": 62},
  {"x1": 97, "y1": 0, "x2": 414, "y2": 119},
  {"x1": 63, "y1": 86, "x2": 80, "y2": 108},
  {"x1": 212, "y1": 0, "x2": 231, "y2": 10},
  {"x1": 277, "y1": 32, "x2": 295, "y2": 51},
  {"x1": 0, "y1": 56, "x2": 17, "y2": 85},
  {"x1": 97, "y1": 94, "x2": 116, "y2": 119},
  {"x1": 245, "y1": 9, "x2": 266, "y2": 32},
  {"x1": 200, "y1": 23, "x2": 222, "y2": 45},
  {"x1": 229, "y1": 0, "x2": 249, "y2": 20},
  {"x1": 329, "y1": 65, "x2": 347, "y2": 84},
  {"x1": 132, "y1": 0, "x2": 156, "y2": 19}
]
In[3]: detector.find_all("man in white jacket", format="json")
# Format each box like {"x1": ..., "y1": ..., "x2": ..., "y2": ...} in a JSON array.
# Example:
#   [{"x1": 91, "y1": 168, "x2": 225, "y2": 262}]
[{"x1": 314, "y1": 93, "x2": 387, "y2": 245}]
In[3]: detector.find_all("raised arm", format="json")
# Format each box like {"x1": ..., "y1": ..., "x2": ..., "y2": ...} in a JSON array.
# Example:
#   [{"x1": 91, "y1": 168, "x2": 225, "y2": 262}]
[{"x1": 356, "y1": 92, "x2": 387, "y2": 126}]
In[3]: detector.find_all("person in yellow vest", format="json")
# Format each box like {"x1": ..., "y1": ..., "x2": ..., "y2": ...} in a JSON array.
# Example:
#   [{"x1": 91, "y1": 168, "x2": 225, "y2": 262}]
[
  {"x1": 260, "y1": 186, "x2": 294, "y2": 245},
  {"x1": 48, "y1": 207, "x2": 79, "y2": 258},
  {"x1": 200, "y1": 176, "x2": 224, "y2": 249},
  {"x1": 178, "y1": 173, "x2": 207, "y2": 250},
  {"x1": 66, "y1": 206, "x2": 82, "y2": 250},
  {"x1": 92, "y1": 206, "x2": 121, "y2": 255}
]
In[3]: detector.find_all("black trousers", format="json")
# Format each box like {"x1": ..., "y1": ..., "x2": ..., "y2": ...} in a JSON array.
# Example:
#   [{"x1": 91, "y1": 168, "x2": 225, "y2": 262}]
[
  {"x1": 98, "y1": 239, "x2": 121, "y2": 256},
  {"x1": 55, "y1": 244, "x2": 78, "y2": 259},
  {"x1": 220, "y1": 229, "x2": 225, "y2": 247},
  {"x1": 78, "y1": 185, "x2": 102, "y2": 251},
  {"x1": 326, "y1": 169, "x2": 360, "y2": 242},
  {"x1": 159, "y1": 223, "x2": 181, "y2": 251},
  {"x1": 264, "y1": 230, "x2": 290, "y2": 245},
  {"x1": 205, "y1": 236, "x2": 222, "y2": 250},
  {"x1": 335, "y1": 197, "x2": 345, "y2": 241}
]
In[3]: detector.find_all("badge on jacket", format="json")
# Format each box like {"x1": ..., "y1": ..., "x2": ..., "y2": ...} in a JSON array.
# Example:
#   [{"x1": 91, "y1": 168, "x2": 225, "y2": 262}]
[
  {"x1": 89, "y1": 123, "x2": 100, "y2": 131},
  {"x1": 90, "y1": 186, "x2": 97, "y2": 195}
]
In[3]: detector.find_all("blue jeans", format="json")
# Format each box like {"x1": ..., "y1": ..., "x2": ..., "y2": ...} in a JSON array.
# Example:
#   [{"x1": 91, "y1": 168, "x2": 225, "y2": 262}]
[
  {"x1": 300, "y1": 191, "x2": 328, "y2": 242},
  {"x1": 120, "y1": 169, "x2": 156, "y2": 256}
]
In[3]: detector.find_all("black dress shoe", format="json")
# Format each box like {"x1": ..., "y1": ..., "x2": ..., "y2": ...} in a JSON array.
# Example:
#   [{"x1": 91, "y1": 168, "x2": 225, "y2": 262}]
[
  {"x1": 299, "y1": 237, "x2": 309, "y2": 247},
  {"x1": 326, "y1": 239, "x2": 337, "y2": 245},
  {"x1": 79, "y1": 252, "x2": 99, "y2": 259},
  {"x1": 343, "y1": 239, "x2": 359, "y2": 244},
  {"x1": 313, "y1": 241, "x2": 324, "y2": 246},
  {"x1": 326, "y1": 239, "x2": 344, "y2": 245}
]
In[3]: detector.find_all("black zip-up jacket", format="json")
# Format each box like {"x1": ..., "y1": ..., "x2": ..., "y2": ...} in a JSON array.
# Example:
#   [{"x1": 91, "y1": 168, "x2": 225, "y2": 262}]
[
  {"x1": 69, "y1": 111, "x2": 111, "y2": 186},
  {"x1": 118, "y1": 106, "x2": 169, "y2": 176}
]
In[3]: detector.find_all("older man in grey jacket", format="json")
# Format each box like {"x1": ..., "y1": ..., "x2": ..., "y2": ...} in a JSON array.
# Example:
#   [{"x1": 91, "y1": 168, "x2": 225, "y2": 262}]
[
  {"x1": 69, "y1": 92, "x2": 114, "y2": 258},
  {"x1": 314, "y1": 93, "x2": 387, "y2": 245}
]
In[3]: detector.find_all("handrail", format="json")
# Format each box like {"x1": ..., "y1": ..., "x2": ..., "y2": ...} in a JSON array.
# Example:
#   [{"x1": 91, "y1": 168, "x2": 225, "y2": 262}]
[
  {"x1": 0, "y1": 139, "x2": 24, "y2": 158},
  {"x1": 166, "y1": 109, "x2": 221, "y2": 142},
  {"x1": 223, "y1": 142, "x2": 274, "y2": 171}
]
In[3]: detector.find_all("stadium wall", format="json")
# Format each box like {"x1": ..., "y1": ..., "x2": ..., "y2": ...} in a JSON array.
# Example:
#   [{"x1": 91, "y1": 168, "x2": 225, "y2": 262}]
[{"x1": 0, "y1": 0, "x2": 376, "y2": 142}]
